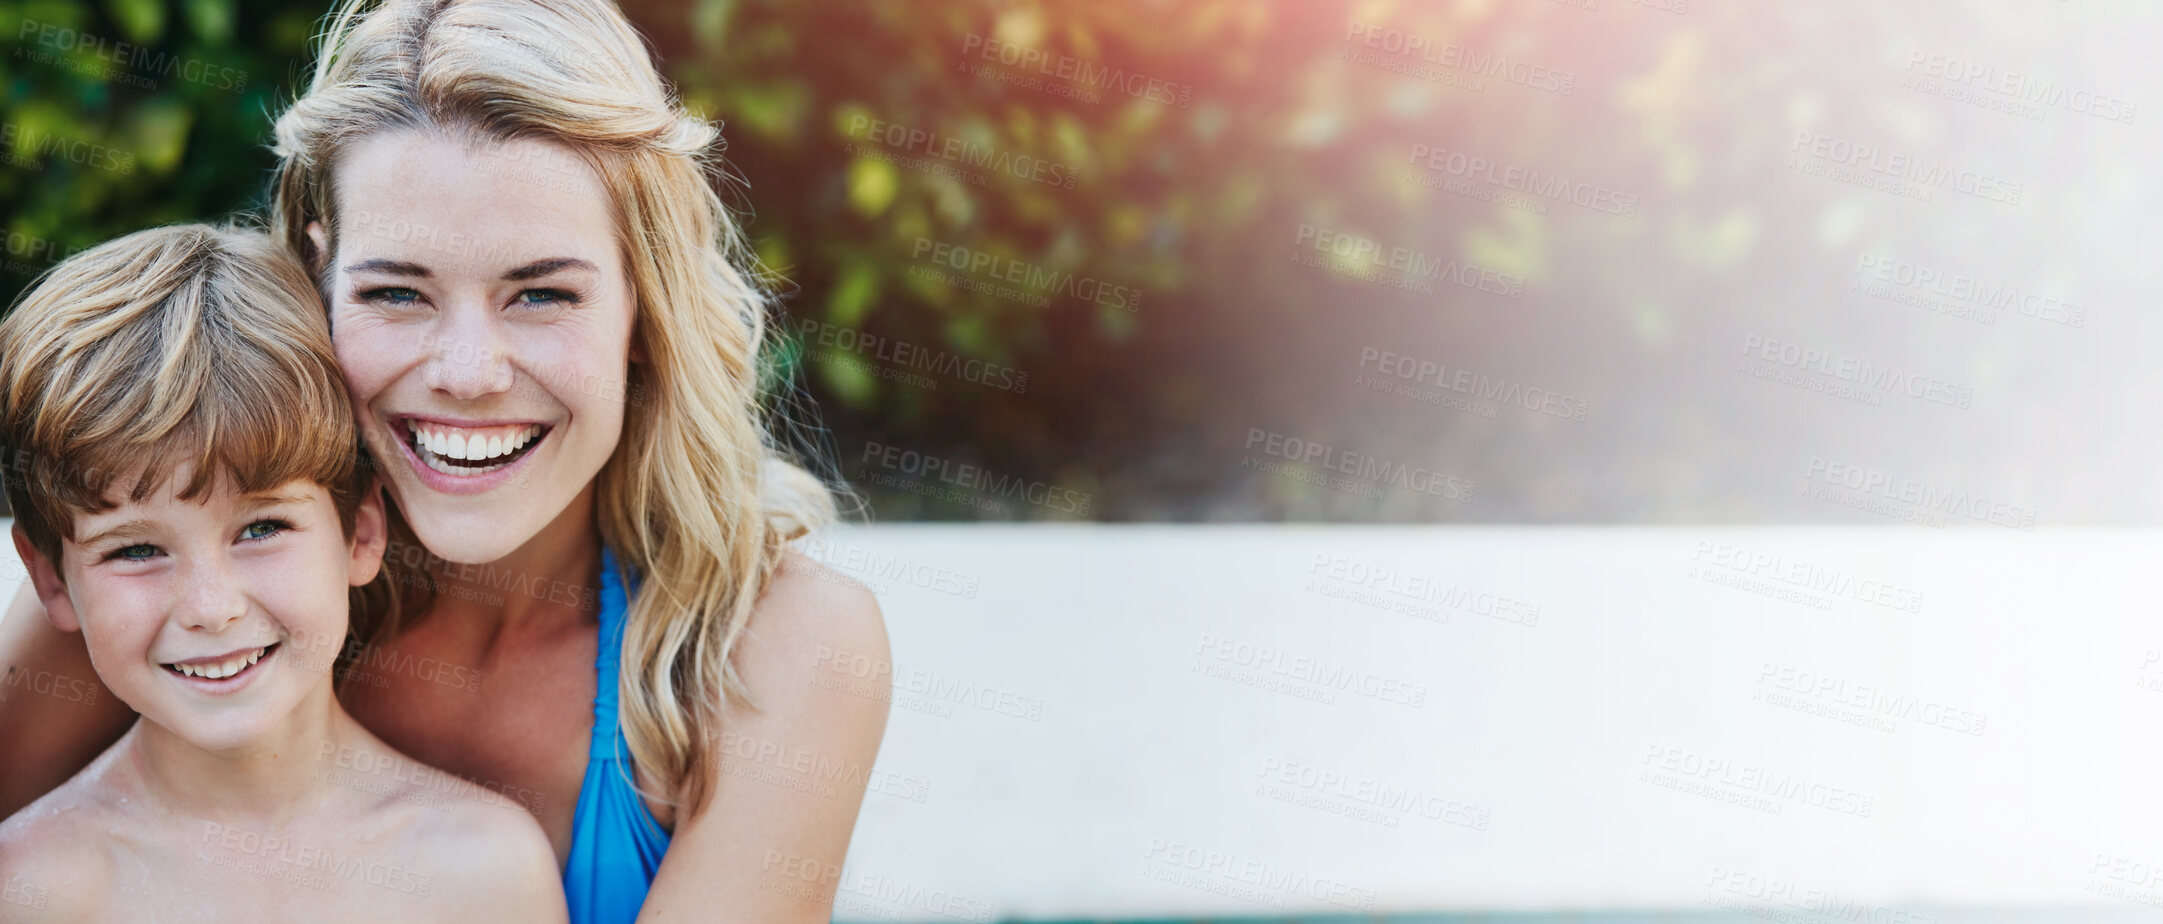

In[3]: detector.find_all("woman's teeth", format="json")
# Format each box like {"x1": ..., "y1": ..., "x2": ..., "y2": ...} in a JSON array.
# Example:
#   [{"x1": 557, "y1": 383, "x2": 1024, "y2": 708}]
[
  {"x1": 168, "y1": 646, "x2": 268, "y2": 680},
  {"x1": 406, "y1": 422, "x2": 544, "y2": 476}
]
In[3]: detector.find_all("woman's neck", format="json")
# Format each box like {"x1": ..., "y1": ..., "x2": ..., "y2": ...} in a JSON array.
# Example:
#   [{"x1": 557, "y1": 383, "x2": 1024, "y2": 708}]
[{"x1": 418, "y1": 481, "x2": 605, "y2": 631}]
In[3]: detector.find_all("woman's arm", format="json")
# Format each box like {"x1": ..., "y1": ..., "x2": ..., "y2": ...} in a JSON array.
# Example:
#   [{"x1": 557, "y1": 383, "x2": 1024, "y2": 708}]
[
  {"x1": 637, "y1": 552, "x2": 893, "y2": 923},
  {"x1": 0, "y1": 582, "x2": 135, "y2": 817}
]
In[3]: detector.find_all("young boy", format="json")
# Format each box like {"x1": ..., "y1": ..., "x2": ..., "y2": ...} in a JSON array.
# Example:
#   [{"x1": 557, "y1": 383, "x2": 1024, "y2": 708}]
[{"x1": 0, "y1": 225, "x2": 567, "y2": 921}]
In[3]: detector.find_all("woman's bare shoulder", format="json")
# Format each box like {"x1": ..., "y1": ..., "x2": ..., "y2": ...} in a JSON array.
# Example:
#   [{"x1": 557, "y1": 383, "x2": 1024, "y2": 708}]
[{"x1": 744, "y1": 549, "x2": 892, "y2": 691}]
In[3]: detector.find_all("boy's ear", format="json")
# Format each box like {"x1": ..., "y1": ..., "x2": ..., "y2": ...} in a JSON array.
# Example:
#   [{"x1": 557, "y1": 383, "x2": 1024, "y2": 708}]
[
  {"x1": 11, "y1": 525, "x2": 81, "y2": 634},
  {"x1": 347, "y1": 485, "x2": 388, "y2": 587}
]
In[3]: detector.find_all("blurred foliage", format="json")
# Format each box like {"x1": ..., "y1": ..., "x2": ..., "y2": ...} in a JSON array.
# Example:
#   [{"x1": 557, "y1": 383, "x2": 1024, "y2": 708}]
[{"x1": 1, "y1": 0, "x2": 318, "y2": 279}]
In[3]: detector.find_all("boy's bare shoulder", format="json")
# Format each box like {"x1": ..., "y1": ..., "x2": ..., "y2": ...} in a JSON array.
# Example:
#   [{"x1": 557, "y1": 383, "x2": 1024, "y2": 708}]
[
  {"x1": 392, "y1": 792, "x2": 566, "y2": 920},
  {"x1": 0, "y1": 783, "x2": 117, "y2": 920}
]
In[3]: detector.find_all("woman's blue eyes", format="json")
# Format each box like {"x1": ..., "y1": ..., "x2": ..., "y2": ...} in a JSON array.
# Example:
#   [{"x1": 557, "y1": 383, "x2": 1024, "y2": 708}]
[
  {"x1": 361, "y1": 286, "x2": 422, "y2": 304},
  {"x1": 357, "y1": 287, "x2": 580, "y2": 306},
  {"x1": 516, "y1": 288, "x2": 577, "y2": 305}
]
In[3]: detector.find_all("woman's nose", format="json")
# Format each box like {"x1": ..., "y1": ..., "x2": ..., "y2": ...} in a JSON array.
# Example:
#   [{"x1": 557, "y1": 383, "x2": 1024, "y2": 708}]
[{"x1": 420, "y1": 309, "x2": 514, "y2": 399}]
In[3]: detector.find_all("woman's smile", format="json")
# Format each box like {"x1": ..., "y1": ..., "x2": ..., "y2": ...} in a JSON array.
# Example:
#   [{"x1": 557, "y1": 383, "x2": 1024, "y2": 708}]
[{"x1": 388, "y1": 413, "x2": 558, "y2": 495}]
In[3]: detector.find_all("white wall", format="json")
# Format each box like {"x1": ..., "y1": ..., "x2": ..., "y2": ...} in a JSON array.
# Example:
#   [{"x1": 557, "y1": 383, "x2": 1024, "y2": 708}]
[{"x1": 10, "y1": 522, "x2": 2163, "y2": 920}]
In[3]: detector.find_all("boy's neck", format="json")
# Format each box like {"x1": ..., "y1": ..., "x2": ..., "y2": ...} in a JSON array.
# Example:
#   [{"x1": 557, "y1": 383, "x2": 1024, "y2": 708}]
[{"x1": 123, "y1": 681, "x2": 356, "y2": 824}]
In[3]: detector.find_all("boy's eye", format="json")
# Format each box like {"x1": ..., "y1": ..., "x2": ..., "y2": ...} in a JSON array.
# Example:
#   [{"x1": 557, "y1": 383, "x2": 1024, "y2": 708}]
[
  {"x1": 107, "y1": 544, "x2": 160, "y2": 562},
  {"x1": 514, "y1": 288, "x2": 578, "y2": 306},
  {"x1": 240, "y1": 519, "x2": 292, "y2": 542}
]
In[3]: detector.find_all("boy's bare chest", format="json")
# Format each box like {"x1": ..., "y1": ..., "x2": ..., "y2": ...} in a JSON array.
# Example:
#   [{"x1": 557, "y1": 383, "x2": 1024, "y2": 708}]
[{"x1": 109, "y1": 828, "x2": 451, "y2": 920}]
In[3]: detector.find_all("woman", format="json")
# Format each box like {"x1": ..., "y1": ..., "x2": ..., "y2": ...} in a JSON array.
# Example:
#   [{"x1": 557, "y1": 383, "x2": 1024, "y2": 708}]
[{"x1": 0, "y1": 0, "x2": 891, "y2": 921}]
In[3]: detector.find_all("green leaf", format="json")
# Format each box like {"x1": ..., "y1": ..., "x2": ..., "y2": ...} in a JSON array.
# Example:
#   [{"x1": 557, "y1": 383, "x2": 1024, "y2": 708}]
[
  {"x1": 183, "y1": 0, "x2": 234, "y2": 44},
  {"x1": 121, "y1": 99, "x2": 193, "y2": 176},
  {"x1": 846, "y1": 156, "x2": 898, "y2": 217},
  {"x1": 693, "y1": 0, "x2": 737, "y2": 52},
  {"x1": 814, "y1": 349, "x2": 877, "y2": 408},
  {"x1": 103, "y1": 0, "x2": 165, "y2": 43}
]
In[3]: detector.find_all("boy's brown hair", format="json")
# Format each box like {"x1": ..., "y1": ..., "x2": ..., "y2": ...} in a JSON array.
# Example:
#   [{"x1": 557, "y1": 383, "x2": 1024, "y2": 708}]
[{"x1": 0, "y1": 224, "x2": 362, "y2": 568}]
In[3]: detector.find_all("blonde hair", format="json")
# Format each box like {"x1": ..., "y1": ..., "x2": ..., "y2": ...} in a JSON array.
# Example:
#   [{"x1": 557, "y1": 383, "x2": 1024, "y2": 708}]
[
  {"x1": 270, "y1": 0, "x2": 837, "y2": 809},
  {"x1": 0, "y1": 224, "x2": 362, "y2": 566}
]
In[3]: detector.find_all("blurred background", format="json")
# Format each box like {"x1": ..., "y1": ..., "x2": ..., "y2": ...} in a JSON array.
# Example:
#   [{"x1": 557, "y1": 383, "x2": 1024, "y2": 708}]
[
  {"x1": 9, "y1": 0, "x2": 2156, "y2": 525},
  {"x1": 9, "y1": 0, "x2": 2163, "y2": 921}
]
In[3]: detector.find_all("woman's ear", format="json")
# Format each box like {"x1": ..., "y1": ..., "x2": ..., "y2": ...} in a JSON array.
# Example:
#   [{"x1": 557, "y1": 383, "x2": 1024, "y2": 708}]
[
  {"x1": 347, "y1": 483, "x2": 389, "y2": 587},
  {"x1": 305, "y1": 220, "x2": 330, "y2": 275},
  {"x1": 11, "y1": 525, "x2": 81, "y2": 634}
]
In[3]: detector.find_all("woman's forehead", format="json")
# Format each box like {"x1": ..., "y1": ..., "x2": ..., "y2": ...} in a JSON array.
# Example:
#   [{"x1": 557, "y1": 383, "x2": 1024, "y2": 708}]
[{"x1": 330, "y1": 129, "x2": 619, "y2": 273}]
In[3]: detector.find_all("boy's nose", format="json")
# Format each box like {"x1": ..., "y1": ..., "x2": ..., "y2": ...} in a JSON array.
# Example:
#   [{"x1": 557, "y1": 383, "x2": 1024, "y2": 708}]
[{"x1": 173, "y1": 559, "x2": 250, "y2": 631}]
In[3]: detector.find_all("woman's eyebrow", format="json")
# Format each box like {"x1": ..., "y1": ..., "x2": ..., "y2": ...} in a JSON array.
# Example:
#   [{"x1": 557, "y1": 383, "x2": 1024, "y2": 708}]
[
  {"x1": 344, "y1": 258, "x2": 431, "y2": 277},
  {"x1": 502, "y1": 257, "x2": 597, "y2": 281}
]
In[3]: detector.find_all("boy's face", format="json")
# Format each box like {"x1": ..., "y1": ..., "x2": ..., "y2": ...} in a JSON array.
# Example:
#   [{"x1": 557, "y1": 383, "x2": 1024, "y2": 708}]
[{"x1": 12, "y1": 470, "x2": 385, "y2": 751}]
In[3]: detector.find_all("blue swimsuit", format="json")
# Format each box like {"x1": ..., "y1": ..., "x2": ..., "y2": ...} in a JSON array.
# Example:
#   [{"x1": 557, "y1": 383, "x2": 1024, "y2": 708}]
[{"x1": 562, "y1": 548, "x2": 672, "y2": 923}]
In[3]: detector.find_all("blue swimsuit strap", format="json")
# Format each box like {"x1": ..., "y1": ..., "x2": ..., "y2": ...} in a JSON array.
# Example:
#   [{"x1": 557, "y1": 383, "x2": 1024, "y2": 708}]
[{"x1": 563, "y1": 547, "x2": 671, "y2": 924}]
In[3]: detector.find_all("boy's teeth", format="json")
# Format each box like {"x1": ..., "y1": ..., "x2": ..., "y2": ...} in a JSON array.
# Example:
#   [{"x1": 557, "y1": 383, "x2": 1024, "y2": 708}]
[{"x1": 174, "y1": 646, "x2": 267, "y2": 680}]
